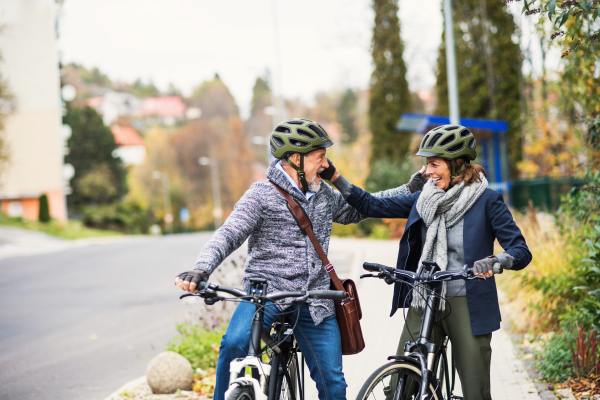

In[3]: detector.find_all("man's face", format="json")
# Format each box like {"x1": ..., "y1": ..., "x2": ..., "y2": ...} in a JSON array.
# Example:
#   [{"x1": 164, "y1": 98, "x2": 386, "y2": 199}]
[{"x1": 290, "y1": 149, "x2": 328, "y2": 191}]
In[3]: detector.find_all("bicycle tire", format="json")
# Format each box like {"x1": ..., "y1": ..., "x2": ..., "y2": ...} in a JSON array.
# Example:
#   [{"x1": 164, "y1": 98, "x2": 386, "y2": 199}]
[
  {"x1": 227, "y1": 385, "x2": 255, "y2": 400},
  {"x1": 356, "y1": 361, "x2": 441, "y2": 400},
  {"x1": 275, "y1": 353, "x2": 298, "y2": 400}
]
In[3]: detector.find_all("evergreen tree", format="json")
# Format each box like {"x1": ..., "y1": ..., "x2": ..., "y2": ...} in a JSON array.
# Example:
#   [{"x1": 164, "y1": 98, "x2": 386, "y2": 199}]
[
  {"x1": 434, "y1": 0, "x2": 522, "y2": 176},
  {"x1": 368, "y1": 0, "x2": 413, "y2": 190},
  {"x1": 64, "y1": 106, "x2": 127, "y2": 207},
  {"x1": 245, "y1": 76, "x2": 273, "y2": 164},
  {"x1": 337, "y1": 89, "x2": 359, "y2": 143},
  {"x1": 38, "y1": 194, "x2": 50, "y2": 223}
]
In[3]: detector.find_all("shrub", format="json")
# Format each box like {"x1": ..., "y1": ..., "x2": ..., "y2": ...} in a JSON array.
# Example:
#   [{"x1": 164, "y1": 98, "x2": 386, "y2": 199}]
[
  {"x1": 166, "y1": 323, "x2": 226, "y2": 370},
  {"x1": 82, "y1": 200, "x2": 150, "y2": 234},
  {"x1": 535, "y1": 326, "x2": 574, "y2": 382},
  {"x1": 38, "y1": 194, "x2": 50, "y2": 223}
]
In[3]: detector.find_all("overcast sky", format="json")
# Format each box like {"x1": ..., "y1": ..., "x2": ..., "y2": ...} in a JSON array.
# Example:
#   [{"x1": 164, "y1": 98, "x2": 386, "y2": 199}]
[{"x1": 58, "y1": 0, "x2": 445, "y2": 118}]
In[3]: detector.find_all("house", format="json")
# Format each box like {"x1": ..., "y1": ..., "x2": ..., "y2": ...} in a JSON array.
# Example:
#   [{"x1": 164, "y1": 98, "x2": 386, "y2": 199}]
[
  {"x1": 140, "y1": 96, "x2": 186, "y2": 125},
  {"x1": 110, "y1": 125, "x2": 146, "y2": 166},
  {"x1": 86, "y1": 91, "x2": 143, "y2": 126},
  {"x1": 0, "y1": 0, "x2": 66, "y2": 220}
]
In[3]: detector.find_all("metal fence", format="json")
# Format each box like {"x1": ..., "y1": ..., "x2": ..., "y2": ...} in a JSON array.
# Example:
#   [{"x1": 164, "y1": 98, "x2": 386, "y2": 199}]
[{"x1": 510, "y1": 177, "x2": 585, "y2": 211}]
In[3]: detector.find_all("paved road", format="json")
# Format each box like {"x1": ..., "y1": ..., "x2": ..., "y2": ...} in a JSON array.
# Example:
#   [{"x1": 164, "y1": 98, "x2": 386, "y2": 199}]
[
  {"x1": 0, "y1": 232, "x2": 542, "y2": 400},
  {"x1": 0, "y1": 233, "x2": 222, "y2": 400}
]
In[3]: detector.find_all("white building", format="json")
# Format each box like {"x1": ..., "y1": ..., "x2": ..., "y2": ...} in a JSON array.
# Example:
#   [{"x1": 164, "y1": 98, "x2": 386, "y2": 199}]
[{"x1": 0, "y1": 0, "x2": 66, "y2": 220}]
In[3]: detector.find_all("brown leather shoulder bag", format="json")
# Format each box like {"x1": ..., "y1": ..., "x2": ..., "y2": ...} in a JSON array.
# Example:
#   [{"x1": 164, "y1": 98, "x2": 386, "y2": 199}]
[{"x1": 270, "y1": 181, "x2": 365, "y2": 355}]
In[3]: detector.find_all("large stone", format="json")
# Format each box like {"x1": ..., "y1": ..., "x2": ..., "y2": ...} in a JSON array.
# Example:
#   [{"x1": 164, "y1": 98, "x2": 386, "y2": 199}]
[{"x1": 146, "y1": 351, "x2": 194, "y2": 394}]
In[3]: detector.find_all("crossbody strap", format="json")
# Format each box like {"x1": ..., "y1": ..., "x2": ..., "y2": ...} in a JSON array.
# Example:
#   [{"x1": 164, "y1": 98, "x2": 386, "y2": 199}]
[{"x1": 270, "y1": 181, "x2": 345, "y2": 292}]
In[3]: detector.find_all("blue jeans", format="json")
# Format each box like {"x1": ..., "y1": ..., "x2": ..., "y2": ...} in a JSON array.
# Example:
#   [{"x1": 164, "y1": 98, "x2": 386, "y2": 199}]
[{"x1": 214, "y1": 302, "x2": 347, "y2": 400}]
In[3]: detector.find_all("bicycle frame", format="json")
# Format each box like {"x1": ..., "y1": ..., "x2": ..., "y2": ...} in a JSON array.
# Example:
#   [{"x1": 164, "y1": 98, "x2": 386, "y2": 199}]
[
  {"x1": 361, "y1": 261, "x2": 482, "y2": 400},
  {"x1": 223, "y1": 278, "x2": 304, "y2": 400}
]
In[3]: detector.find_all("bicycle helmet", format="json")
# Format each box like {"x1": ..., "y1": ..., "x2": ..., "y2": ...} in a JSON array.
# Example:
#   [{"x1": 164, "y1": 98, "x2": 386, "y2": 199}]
[
  {"x1": 270, "y1": 119, "x2": 333, "y2": 192},
  {"x1": 416, "y1": 124, "x2": 477, "y2": 178}
]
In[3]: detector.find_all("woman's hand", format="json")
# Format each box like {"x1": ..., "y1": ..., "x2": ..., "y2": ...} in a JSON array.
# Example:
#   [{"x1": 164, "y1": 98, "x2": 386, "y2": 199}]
[
  {"x1": 473, "y1": 256, "x2": 500, "y2": 278},
  {"x1": 319, "y1": 158, "x2": 337, "y2": 181},
  {"x1": 406, "y1": 166, "x2": 427, "y2": 193}
]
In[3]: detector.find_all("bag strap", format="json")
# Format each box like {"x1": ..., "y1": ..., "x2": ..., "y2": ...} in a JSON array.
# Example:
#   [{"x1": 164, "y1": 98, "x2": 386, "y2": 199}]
[{"x1": 270, "y1": 181, "x2": 346, "y2": 292}]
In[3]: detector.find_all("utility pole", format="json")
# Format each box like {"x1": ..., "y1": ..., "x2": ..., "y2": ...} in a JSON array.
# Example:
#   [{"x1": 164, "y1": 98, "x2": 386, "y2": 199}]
[
  {"x1": 152, "y1": 171, "x2": 173, "y2": 234},
  {"x1": 443, "y1": 0, "x2": 460, "y2": 125},
  {"x1": 199, "y1": 157, "x2": 223, "y2": 229}
]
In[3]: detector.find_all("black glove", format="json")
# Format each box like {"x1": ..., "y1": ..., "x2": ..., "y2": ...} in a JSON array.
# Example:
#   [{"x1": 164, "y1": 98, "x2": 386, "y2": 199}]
[
  {"x1": 319, "y1": 158, "x2": 336, "y2": 181},
  {"x1": 406, "y1": 171, "x2": 427, "y2": 193},
  {"x1": 473, "y1": 256, "x2": 501, "y2": 275},
  {"x1": 177, "y1": 270, "x2": 210, "y2": 290}
]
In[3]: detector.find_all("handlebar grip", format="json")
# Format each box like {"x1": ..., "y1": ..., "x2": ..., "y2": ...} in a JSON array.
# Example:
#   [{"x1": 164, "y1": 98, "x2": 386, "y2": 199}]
[
  {"x1": 492, "y1": 262, "x2": 503, "y2": 275},
  {"x1": 308, "y1": 290, "x2": 347, "y2": 300},
  {"x1": 363, "y1": 262, "x2": 392, "y2": 272}
]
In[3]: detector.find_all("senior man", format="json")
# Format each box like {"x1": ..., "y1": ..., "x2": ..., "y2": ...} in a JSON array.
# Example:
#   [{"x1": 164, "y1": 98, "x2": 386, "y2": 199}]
[{"x1": 175, "y1": 118, "x2": 425, "y2": 400}]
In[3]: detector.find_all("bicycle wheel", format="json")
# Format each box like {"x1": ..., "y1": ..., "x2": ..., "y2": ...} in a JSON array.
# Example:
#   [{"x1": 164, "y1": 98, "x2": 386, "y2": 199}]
[
  {"x1": 356, "y1": 361, "x2": 441, "y2": 400},
  {"x1": 227, "y1": 385, "x2": 255, "y2": 400},
  {"x1": 275, "y1": 353, "x2": 298, "y2": 400}
]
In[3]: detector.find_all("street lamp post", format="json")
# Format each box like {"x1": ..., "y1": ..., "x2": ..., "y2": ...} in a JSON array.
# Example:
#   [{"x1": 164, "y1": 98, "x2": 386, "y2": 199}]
[
  {"x1": 198, "y1": 157, "x2": 222, "y2": 229},
  {"x1": 152, "y1": 171, "x2": 173, "y2": 234}
]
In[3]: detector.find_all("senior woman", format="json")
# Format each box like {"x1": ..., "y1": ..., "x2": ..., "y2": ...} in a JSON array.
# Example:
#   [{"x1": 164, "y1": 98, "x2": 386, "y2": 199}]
[{"x1": 327, "y1": 125, "x2": 531, "y2": 400}]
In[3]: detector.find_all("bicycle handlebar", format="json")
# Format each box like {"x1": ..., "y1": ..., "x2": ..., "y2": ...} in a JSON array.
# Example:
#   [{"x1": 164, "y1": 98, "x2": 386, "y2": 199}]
[
  {"x1": 362, "y1": 262, "x2": 484, "y2": 283},
  {"x1": 192, "y1": 281, "x2": 347, "y2": 302}
]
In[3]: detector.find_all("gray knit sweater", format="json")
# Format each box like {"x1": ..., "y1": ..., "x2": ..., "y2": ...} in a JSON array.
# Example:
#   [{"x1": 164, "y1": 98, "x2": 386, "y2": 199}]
[{"x1": 193, "y1": 159, "x2": 410, "y2": 324}]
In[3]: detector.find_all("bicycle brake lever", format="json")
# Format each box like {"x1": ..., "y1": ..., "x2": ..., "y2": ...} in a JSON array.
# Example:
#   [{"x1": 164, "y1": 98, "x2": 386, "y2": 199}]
[{"x1": 360, "y1": 273, "x2": 377, "y2": 279}]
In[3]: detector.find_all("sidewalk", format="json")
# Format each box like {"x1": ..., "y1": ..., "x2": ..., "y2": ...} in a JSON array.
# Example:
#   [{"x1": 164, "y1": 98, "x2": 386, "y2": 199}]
[{"x1": 304, "y1": 237, "x2": 543, "y2": 400}]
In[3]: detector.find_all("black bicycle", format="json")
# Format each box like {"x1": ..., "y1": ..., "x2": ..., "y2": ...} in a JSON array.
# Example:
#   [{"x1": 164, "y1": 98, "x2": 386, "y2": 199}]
[
  {"x1": 356, "y1": 261, "x2": 500, "y2": 400},
  {"x1": 181, "y1": 277, "x2": 347, "y2": 400}
]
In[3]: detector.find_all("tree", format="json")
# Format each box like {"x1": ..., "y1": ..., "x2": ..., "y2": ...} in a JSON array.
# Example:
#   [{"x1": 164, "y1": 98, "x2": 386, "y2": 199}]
[
  {"x1": 38, "y1": 194, "x2": 50, "y2": 223},
  {"x1": 64, "y1": 106, "x2": 127, "y2": 207},
  {"x1": 244, "y1": 75, "x2": 273, "y2": 164},
  {"x1": 131, "y1": 78, "x2": 160, "y2": 98},
  {"x1": 435, "y1": 0, "x2": 522, "y2": 177},
  {"x1": 514, "y1": 0, "x2": 600, "y2": 55},
  {"x1": 337, "y1": 89, "x2": 359, "y2": 143},
  {"x1": 368, "y1": 0, "x2": 413, "y2": 190}
]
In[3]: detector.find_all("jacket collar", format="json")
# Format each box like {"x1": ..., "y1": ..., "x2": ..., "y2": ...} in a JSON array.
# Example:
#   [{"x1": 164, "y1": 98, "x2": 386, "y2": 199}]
[{"x1": 266, "y1": 159, "x2": 308, "y2": 204}]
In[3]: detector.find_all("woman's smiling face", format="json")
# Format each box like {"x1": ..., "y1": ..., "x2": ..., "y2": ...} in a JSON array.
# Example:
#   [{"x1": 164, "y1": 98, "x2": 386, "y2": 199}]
[{"x1": 425, "y1": 157, "x2": 451, "y2": 190}]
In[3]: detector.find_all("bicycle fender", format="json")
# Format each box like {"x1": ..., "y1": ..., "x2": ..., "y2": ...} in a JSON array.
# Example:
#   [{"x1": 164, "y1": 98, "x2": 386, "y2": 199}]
[
  {"x1": 225, "y1": 378, "x2": 267, "y2": 400},
  {"x1": 387, "y1": 355, "x2": 421, "y2": 368}
]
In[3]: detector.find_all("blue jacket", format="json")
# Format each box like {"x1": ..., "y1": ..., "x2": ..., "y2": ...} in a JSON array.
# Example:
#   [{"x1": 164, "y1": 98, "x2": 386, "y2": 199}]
[{"x1": 347, "y1": 185, "x2": 532, "y2": 336}]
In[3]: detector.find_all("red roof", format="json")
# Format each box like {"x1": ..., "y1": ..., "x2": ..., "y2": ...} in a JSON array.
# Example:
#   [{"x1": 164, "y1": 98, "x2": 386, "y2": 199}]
[
  {"x1": 111, "y1": 125, "x2": 144, "y2": 147},
  {"x1": 87, "y1": 97, "x2": 104, "y2": 109},
  {"x1": 140, "y1": 96, "x2": 186, "y2": 118}
]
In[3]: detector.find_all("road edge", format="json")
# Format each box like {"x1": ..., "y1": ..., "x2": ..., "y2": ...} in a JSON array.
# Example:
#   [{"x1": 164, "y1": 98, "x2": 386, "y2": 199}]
[{"x1": 103, "y1": 375, "x2": 146, "y2": 400}]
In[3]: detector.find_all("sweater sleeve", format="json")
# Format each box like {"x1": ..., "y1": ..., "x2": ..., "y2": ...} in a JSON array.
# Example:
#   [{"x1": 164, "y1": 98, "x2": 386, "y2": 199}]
[
  {"x1": 487, "y1": 191, "x2": 532, "y2": 271},
  {"x1": 193, "y1": 183, "x2": 263, "y2": 273}
]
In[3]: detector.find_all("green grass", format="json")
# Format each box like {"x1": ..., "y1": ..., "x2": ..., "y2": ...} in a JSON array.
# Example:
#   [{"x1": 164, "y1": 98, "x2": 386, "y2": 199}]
[{"x1": 0, "y1": 213, "x2": 122, "y2": 240}]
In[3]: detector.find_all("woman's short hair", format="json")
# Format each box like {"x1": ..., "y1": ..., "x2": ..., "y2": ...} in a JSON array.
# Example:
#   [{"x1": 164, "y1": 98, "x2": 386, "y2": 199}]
[{"x1": 449, "y1": 158, "x2": 487, "y2": 186}]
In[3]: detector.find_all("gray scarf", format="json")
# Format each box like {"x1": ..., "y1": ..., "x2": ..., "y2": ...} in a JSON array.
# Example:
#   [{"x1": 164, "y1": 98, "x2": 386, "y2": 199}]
[{"x1": 412, "y1": 173, "x2": 488, "y2": 309}]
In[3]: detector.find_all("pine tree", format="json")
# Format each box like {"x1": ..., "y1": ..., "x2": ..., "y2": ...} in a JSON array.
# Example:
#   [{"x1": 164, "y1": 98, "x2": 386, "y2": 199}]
[
  {"x1": 337, "y1": 89, "x2": 359, "y2": 143},
  {"x1": 434, "y1": 0, "x2": 522, "y2": 177},
  {"x1": 368, "y1": 0, "x2": 413, "y2": 190},
  {"x1": 64, "y1": 106, "x2": 127, "y2": 207},
  {"x1": 38, "y1": 194, "x2": 50, "y2": 223}
]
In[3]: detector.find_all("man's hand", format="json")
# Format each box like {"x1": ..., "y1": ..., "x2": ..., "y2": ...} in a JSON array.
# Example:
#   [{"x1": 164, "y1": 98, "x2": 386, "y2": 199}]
[
  {"x1": 473, "y1": 256, "x2": 500, "y2": 278},
  {"x1": 406, "y1": 166, "x2": 427, "y2": 193},
  {"x1": 174, "y1": 270, "x2": 210, "y2": 293},
  {"x1": 319, "y1": 158, "x2": 337, "y2": 181}
]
